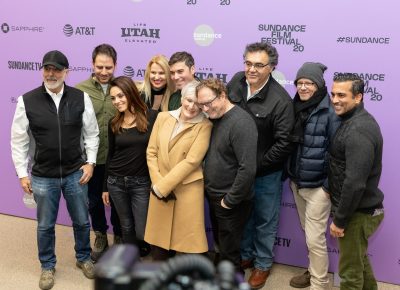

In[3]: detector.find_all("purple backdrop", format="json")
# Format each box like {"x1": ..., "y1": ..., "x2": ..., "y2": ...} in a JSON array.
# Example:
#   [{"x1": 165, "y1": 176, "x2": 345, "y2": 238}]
[{"x1": 1, "y1": 0, "x2": 399, "y2": 284}]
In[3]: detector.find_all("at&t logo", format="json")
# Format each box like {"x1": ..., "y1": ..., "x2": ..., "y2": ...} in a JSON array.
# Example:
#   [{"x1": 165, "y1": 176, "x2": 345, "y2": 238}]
[{"x1": 63, "y1": 24, "x2": 95, "y2": 37}]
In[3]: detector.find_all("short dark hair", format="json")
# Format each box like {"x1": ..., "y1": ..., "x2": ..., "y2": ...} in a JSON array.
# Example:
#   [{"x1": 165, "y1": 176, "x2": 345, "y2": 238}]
[
  {"x1": 92, "y1": 44, "x2": 117, "y2": 64},
  {"x1": 333, "y1": 73, "x2": 364, "y2": 97},
  {"x1": 243, "y1": 42, "x2": 279, "y2": 67},
  {"x1": 169, "y1": 51, "x2": 195, "y2": 68}
]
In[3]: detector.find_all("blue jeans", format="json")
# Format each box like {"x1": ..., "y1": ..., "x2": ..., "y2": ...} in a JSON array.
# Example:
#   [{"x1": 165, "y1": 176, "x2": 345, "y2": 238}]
[
  {"x1": 31, "y1": 170, "x2": 91, "y2": 270},
  {"x1": 240, "y1": 170, "x2": 283, "y2": 271},
  {"x1": 107, "y1": 175, "x2": 150, "y2": 245}
]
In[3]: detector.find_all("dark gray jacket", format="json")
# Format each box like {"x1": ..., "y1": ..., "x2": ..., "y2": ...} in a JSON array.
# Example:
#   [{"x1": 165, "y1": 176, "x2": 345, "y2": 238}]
[
  {"x1": 324, "y1": 103, "x2": 384, "y2": 229},
  {"x1": 228, "y1": 72, "x2": 294, "y2": 176}
]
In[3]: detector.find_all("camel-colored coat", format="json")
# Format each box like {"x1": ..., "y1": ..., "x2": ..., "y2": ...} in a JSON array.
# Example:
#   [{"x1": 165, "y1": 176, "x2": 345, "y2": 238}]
[{"x1": 145, "y1": 110, "x2": 212, "y2": 253}]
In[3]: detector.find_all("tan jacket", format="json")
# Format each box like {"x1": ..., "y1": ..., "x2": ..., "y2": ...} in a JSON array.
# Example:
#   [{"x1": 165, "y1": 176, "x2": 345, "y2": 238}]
[{"x1": 145, "y1": 110, "x2": 212, "y2": 253}]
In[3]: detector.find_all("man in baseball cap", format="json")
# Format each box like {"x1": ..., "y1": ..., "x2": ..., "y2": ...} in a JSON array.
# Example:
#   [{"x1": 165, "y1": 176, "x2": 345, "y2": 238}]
[
  {"x1": 11, "y1": 49, "x2": 99, "y2": 289},
  {"x1": 41, "y1": 50, "x2": 69, "y2": 70}
]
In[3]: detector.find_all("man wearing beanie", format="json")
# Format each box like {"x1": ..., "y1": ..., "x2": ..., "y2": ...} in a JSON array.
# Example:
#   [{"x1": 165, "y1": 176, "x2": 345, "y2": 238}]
[
  {"x1": 286, "y1": 62, "x2": 340, "y2": 289},
  {"x1": 11, "y1": 50, "x2": 99, "y2": 289}
]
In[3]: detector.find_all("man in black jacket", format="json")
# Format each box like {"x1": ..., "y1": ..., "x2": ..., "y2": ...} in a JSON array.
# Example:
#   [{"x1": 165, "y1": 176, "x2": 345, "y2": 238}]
[
  {"x1": 325, "y1": 73, "x2": 384, "y2": 290},
  {"x1": 11, "y1": 50, "x2": 99, "y2": 290},
  {"x1": 227, "y1": 42, "x2": 294, "y2": 289}
]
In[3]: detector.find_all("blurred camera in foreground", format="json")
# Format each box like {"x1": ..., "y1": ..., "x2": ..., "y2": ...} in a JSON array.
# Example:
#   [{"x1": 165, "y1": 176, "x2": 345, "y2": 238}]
[{"x1": 94, "y1": 244, "x2": 250, "y2": 290}]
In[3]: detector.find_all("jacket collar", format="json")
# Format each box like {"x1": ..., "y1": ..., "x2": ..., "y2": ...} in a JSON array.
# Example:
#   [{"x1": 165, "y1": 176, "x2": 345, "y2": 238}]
[{"x1": 169, "y1": 107, "x2": 206, "y2": 124}]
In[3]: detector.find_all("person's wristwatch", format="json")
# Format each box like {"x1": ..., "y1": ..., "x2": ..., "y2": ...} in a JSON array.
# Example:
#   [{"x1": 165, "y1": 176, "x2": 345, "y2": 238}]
[{"x1": 86, "y1": 162, "x2": 96, "y2": 167}]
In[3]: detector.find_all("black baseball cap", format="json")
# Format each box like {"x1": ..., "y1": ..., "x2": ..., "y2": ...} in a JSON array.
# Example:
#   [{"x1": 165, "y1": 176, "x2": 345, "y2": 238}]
[{"x1": 42, "y1": 50, "x2": 69, "y2": 70}]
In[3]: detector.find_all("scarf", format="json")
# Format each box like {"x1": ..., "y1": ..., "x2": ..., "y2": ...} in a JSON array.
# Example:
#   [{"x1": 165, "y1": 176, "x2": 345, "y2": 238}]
[{"x1": 289, "y1": 86, "x2": 327, "y2": 144}]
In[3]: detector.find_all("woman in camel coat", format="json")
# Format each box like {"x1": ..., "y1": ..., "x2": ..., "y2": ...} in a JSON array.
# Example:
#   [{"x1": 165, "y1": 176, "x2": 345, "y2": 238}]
[{"x1": 144, "y1": 81, "x2": 212, "y2": 259}]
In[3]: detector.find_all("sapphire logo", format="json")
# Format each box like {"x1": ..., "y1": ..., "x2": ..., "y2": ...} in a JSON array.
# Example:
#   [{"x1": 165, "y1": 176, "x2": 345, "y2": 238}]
[
  {"x1": 1, "y1": 23, "x2": 9, "y2": 33},
  {"x1": 63, "y1": 24, "x2": 73, "y2": 37},
  {"x1": 121, "y1": 23, "x2": 160, "y2": 44},
  {"x1": 123, "y1": 66, "x2": 135, "y2": 78},
  {"x1": 1, "y1": 22, "x2": 43, "y2": 33},
  {"x1": 63, "y1": 24, "x2": 95, "y2": 37}
]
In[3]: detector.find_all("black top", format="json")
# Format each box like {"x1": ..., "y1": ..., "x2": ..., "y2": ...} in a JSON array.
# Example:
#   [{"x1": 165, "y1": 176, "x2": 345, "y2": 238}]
[
  {"x1": 105, "y1": 110, "x2": 158, "y2": 188},
  {"x1": 204, "y1": 105, "x2": 257, "y2": 208}
]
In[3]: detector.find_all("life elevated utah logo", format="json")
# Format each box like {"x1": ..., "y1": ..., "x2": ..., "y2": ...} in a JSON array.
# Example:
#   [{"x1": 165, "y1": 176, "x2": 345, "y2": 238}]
[
  {"x1": 195, "y1": 66, "x2": 228, "y2": 84},
  {"x1": 63, "y1": 24, "x2": 95, "y2": 37},
  {"x1": 120, "y1": 23, "x2": 160, "y2": 44}
]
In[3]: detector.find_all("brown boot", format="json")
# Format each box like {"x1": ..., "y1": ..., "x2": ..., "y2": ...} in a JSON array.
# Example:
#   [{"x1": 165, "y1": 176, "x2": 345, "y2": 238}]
[
  {"x1": 248, "y1": 268, "x2": 270, "y2": 289},
  {"x1": 289, "y1": 270, "x2": 311, "y2": 288}
]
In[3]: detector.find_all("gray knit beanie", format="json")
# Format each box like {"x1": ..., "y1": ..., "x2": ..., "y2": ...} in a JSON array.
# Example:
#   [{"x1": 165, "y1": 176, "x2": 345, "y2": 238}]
[{"x1": 295, "y1": 62, "x2": 327, "y2": 89}]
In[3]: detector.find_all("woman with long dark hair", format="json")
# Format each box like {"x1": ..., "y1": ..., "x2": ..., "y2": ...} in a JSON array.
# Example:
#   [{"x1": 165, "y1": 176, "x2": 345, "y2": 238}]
[{"x1": 102, "y1": 76, "x2": 158, "y2": 251}]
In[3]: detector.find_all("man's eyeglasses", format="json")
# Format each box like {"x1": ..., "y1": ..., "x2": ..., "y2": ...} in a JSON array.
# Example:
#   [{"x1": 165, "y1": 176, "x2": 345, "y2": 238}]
[
  {"x1": 296, "y1": 82, "x2": 315, "y2": 89},
  {"x1": 244, "y1": 61, "x2": 270, "y2": 70},
  {"x1": 196, "y1": 94, "x2": 218, "y2": 109}
]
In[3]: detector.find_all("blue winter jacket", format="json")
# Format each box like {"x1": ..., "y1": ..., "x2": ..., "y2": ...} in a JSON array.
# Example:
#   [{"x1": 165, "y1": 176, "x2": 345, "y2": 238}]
[{"x1": 287, "y1": 94, "x2": 340, "y2": 188}]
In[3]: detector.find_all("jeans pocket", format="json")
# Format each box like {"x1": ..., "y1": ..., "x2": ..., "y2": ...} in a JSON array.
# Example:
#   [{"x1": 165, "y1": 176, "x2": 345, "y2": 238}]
[
  {"x1": 107, "y1": 176, "x2": 117, "y2": 185},
  {"x1": 136, "y1": 176, "x2": 150, "y2": 186}
]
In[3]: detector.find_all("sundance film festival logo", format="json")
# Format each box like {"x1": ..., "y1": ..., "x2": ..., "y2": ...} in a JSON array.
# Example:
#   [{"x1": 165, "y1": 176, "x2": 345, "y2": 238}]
[
  {"x1": 121, "y1": 23, "x2": 160, "y2": 44},
  {"x1": 123, "y1": 66, "x2": 146, "y2": 78},
  {"x1": 63, "y1": 24, "x2": 95, "y2": 37},
  {"x1": 259, "y1": 23, "x2": 306, "y2": 52},
  {"x1": 334, "y1": 72, "x2": 385, "y2": 102},
  {"x1": 1, "y1": 22, "x2": 44, "y2": 33},
  {"x1": 193, "y1": 25, "x2": 222, "y2": 47},
  {"x1": 195, "y1": 67, "x2": 228, "y2": 84}
]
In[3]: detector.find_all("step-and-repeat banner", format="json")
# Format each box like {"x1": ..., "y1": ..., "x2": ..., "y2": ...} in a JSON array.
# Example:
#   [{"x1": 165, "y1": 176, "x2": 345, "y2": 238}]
[{"x1": 1, "y1": 0, "x2": 399, "y2": 284}]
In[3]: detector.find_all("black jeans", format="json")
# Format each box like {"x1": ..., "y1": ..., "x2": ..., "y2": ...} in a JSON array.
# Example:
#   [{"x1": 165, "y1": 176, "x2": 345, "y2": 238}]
[
  {"x1": 88, "y1": 165, "x2": 121, "y2": 235},
  {"x1": 107, "y1": 175, "x2": 150, "y2": 245},
  {"x1": 207, "y1": 193, "x2": 252, "y2": 271}
]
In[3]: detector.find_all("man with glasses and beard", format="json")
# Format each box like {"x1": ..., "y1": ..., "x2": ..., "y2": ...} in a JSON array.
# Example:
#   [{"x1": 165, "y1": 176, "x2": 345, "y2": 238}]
[
  {"x1": 227, "y1": 42, "x2": 294, "y2": 289},
  {"x1": 198, "y1": 78, "x2": 257, "y2": 273},
  {"x1": 11, "y1": 50, "x2": 99, "y2": 290}
]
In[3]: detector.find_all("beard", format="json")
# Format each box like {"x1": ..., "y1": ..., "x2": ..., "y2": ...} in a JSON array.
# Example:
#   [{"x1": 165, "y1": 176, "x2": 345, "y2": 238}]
[{"x1": 44, "y1": 77, "x2": 65, "y2": 92}]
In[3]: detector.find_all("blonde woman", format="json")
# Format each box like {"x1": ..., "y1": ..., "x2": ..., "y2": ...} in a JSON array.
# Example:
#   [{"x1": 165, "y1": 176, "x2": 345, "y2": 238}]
[
  {"x1": 140, "y1": 55, "x2": 174, "y2": 111},
  {"x1": 145, "y1": 80, "x2": 212, "y2": 260}
]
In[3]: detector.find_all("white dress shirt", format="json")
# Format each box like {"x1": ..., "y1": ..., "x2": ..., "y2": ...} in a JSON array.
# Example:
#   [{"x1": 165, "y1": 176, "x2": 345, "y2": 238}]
[{"x1": 11, "y1": 84, "x2": 99, "y2": 178}]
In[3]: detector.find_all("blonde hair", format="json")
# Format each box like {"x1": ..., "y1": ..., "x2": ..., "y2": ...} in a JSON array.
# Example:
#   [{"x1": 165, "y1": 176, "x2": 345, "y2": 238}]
[{"x1": 140, "y1": 55, "x2": 174, "y2": 111}]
